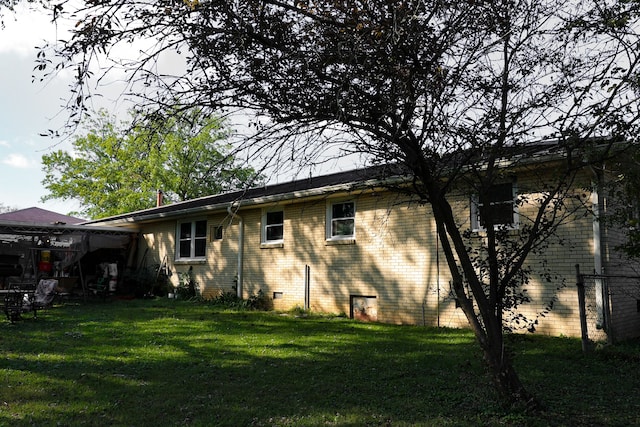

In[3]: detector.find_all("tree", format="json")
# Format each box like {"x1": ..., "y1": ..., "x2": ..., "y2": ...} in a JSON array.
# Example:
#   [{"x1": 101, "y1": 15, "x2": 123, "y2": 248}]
[
  {"x1": 38, "y1": 0, "x2": 640, "y2": 407},
  {"x1": 41, "y1": 109, "x2": 263, "y2": 219},
  {"x1": 0, "y1": 203, "x2": 18, "y2": 213},
  {"x1": 0, "y1": 0, "x2": 48, "y2": 26}
]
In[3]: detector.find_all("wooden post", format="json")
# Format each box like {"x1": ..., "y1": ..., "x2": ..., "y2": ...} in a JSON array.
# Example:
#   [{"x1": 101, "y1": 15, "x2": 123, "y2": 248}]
[
  {"x1": 575, "y1": 264, "x2": 590, "y2": 353},
  {"x1": 304, "y1": 265, "x2": 310, "y2": 311}
]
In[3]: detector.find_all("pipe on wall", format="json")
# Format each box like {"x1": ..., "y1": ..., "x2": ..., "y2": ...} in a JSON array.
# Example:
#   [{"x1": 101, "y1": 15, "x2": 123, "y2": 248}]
[
  {"x1": 589, "y1": 165, "x2": 613, "y2": 342},
  {"x1": 227, "y1": 205, "x2": 244, "y2": 299}
]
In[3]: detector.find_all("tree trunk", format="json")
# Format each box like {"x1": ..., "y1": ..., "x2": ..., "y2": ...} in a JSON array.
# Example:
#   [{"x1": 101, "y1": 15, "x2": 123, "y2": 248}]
[
  {"x1": 428, "y1": 185, "x2": 541, "y2": 410},
  {"x1": 480, "y1": 332, "x2": 541, "y2": 410}
]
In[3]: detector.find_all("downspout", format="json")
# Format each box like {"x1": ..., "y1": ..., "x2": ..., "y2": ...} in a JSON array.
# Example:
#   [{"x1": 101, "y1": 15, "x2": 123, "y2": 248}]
[
  {"x1": 227, "y1": 205, "x2": 244, "y2": 299},
  {"x1": 436, "y1": 221, "x2": 441, "y2": 328},
  {"x1": 589, "y1": 165, "x2": 612, "y2": 342}
]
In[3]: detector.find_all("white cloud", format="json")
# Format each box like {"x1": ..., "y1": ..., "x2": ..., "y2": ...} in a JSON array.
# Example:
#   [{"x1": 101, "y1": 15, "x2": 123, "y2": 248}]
[
  {"x1": 0, "y1": 6, "x2": 62, "y2": 57},
  {"x1": 2, "y1": 153, "x2": 33, "y2": 168}
]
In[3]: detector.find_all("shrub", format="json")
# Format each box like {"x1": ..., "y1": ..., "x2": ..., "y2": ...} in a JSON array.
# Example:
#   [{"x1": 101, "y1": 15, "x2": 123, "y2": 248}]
[
  {"x1": 176, "y1": 267, "x2": 200, "y2": 300},
  {"x1": 208, "y1": 288, "x2": 272, "y2": 310},
  {"x1": 246, "y1": 289, "x2": 272, "y2": 311}
]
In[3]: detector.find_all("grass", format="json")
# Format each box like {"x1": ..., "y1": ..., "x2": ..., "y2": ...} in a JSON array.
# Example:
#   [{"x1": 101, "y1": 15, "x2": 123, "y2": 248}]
[{"x1": 1, "y1": 299, "x2": 639, "y2": 426}]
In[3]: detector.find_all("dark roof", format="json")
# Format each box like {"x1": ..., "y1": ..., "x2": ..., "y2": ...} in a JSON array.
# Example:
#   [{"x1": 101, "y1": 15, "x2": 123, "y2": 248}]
[
  {"x1": 0, "y1": 207, "x2": 85, "y2": 225},
  {"x1": 83, "y1": 138, "x2": 618, "y2": 226},
  {"x1": 84, "y1": 165, "x2": 403, "y2": 224}
]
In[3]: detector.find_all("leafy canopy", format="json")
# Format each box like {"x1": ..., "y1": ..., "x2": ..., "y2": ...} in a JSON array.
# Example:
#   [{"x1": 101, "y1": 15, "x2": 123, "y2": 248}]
[{"x1": 41, "y1": 109, "x2": 262, "y2": 219}]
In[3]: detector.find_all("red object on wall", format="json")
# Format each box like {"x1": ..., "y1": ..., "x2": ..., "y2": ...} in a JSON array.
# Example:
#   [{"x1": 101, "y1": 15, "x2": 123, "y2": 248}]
[{"x1": 38, "y1": 261, "x2": 52, "y2": 272}]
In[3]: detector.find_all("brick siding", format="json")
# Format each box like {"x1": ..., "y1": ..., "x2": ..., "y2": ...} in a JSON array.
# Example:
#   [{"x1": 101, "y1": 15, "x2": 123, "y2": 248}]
[{"x1": 135, "y1": 171, "x2": 639, "y2": 341}]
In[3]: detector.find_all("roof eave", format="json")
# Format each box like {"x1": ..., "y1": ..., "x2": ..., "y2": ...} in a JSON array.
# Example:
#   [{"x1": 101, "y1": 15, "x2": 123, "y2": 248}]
[
  {"x1": 89, "y1": 176, "x2": 406, "y2": 226},
  {"x1": 0, "y1": 221, "x2": 137, "y2": 236}
]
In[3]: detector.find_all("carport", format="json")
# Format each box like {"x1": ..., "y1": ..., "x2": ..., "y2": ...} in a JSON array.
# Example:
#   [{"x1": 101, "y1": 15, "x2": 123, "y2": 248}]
[{"x1": 0, "y1": 219, "x2": 137, "y2": 300}]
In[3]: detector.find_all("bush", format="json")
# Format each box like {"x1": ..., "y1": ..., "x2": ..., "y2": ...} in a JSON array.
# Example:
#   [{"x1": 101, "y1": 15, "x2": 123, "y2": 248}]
[
  {"x1": 246, "y1": 289, "x2": 272, "y2": 311},
  {"x1": 210, "y1": 290, "x2": 246, "y2": 309},
  {"x1": 209, "y1": 288, "x2": 272, "y2": 310},
  {"x1": 176, "y1": 267, "x2": 200, "y2": 300}
]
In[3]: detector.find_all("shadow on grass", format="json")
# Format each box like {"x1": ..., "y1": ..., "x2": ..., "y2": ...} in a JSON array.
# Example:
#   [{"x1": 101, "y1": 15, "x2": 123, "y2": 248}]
[{"x1": 1, "y1": 300, "x2": 639, "y2": 426}]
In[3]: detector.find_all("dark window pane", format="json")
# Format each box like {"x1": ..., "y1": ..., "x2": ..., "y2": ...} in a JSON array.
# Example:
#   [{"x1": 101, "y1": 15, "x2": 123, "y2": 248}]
[
  {"x1": 179, "y1": 240, "x2": 191, "y2": 258},
  {"x1": 195, "y1": 220, "x2": 207, "y2": 237},
  {"x1": 478, "y1": 183, "x2": 514, "y2": 227},
  {"x1": 332, "y1": 202, "x2": 354, "y2": 219},
  {"x1": 194, "y1": 238, "x2": 206, "y2": 257},
  {"x1": 481, "y1": 183, "x2": 512, "y2": 205},
  {"x1": 266, "y1": 225, "x2": 284, "y2": 241},
  {"x1": 180, "y1": 222, "x2": 192, "y2": 239},
  {"x1": 267, "y1": 211, "x2": 283, "y2": 225},
  {"x1": 480, "y1": 203, "x2": 514, "y2": 226},
  {"x1": 213, "y1": 226, "x2": 223, "y2": 240}
]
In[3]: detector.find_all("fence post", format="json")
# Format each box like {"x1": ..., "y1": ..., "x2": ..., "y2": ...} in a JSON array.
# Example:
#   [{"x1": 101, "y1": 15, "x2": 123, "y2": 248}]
[{"x1": 575, "y1": 264, "x2": 590, "y2": 353}]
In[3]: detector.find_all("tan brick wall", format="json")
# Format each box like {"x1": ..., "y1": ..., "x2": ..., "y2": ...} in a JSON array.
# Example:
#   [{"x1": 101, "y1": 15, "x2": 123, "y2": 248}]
[{"x1": 133, "y1": 169, "x2": 638, "y2": 341}]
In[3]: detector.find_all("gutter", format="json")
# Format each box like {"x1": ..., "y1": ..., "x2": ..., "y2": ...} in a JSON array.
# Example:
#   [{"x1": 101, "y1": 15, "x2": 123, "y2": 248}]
[
  {"x1": 82, "y1": 176, "x2": 408, "y2": 227},
  {"x1": 0, "y1": 221, "x2": 136, "y2": 235},
  {"x1": 227, "y1": 205, "x2": 244, "y2": 299}
]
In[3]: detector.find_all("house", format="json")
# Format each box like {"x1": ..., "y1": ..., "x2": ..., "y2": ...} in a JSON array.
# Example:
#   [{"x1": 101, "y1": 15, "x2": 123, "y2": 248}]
[{"x1": 83, "y1": 145, "x2": 640, "y2": 342}]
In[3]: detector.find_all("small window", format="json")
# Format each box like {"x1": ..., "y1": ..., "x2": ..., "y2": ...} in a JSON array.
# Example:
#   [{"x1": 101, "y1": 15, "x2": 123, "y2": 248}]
[
  {"x1": 262, "y1": 210, "x2": 284, "y2": 243},
  {"x1": 471, "y1": 182, "x2": 517, "y2": 230},
  {"x1": 210, "y1": 225, "x2": 223, "y2": 241},
  {"x1": 177, "y1": 219, "x2": 207, "y2": 259},
  {"x1": 327, "y1": 200, "x2": 355, "y2": 239}
]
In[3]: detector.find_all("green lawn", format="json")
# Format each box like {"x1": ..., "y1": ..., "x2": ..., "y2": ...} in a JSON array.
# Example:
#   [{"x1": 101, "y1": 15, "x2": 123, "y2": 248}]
[{"x1": 1, "y1": 299, "x2": 639, "y2": 426}]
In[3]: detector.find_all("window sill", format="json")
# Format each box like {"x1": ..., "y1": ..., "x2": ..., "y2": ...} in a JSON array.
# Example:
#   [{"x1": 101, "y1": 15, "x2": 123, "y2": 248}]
[
  {"x1": 325, "y1": 238, "x2": 356, "y2": 246},
  {"x1": 261, "y1": 242, "x2": 284, "y2": 249},
  {"x1": 174, "y1": 259, "x2": 207, "y2": 265},
  {"x1": 470, "y1": 227, "x2": 519, "y2": 236}
]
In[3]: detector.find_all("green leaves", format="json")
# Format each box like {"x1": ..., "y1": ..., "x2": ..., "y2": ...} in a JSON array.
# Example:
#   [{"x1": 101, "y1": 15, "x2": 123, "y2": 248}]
[{"x1": 40, "y1": 108, "x2": 262, "y2": 219}]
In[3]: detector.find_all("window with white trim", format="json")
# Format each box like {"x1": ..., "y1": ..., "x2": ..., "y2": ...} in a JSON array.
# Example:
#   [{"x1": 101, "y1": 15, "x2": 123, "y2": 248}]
[
  {"x1": 471, "y1": 182, "x2": 518, "y2": 231},
  {"x1": 177, "y1": 219, "x2": 207, "y2": 259},
  {"x1": 262, "y1": 210, "x2": 284, "y2": 243},
  {"x1": 327, "y1": 200, "x2": 355, "y2": 239}
]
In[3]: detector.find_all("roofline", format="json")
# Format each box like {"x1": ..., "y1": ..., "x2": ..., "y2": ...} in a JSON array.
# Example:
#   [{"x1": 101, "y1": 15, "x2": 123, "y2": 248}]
[
  {"x1": 87, "y1": 175, "x2": 405, "y2": 226},
  {"x1": 0, "y1": 221, "x2": 137, "y2": 235},
  {"x1": 84, "y1": 138, "x2": 626, "y2": 227}
]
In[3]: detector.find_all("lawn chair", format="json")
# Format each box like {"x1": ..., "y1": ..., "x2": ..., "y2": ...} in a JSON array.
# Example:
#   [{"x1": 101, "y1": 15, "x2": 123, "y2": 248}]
[
  {"x1": 4, "y1": 285, "x2": 25, "y2": 323},
  {"x1": 30, "y1": 279, "x2": 58, "y2": 312},
  {"x1": 3, "y1": 281, "x2": 36, "y2": 323},
  {"x1": 3, "y1": 279, "x2": 57, "y2": 323}
]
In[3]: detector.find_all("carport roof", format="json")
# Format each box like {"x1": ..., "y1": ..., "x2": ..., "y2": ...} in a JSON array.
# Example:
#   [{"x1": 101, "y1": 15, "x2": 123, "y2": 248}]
[
  {"x1": 0, "y1": 207, "x2": 134, "y2": 236},
  {"x1": 0, "y1": 207, "x2": 84, "y2": 225}
]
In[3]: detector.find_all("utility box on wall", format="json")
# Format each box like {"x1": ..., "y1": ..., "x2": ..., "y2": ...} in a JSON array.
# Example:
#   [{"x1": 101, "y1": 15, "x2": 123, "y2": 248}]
[{"x1": 350, "y1": 295, "x2": 378, "y2": 321}]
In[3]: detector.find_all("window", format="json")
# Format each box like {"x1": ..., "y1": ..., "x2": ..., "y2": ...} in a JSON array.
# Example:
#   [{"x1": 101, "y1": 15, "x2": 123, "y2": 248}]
[
  {"x1": 177, "y1": 220, "x2": 207, "y2": 259},
  {"x1": 262, "y1": 210, "x2": 284, "y2": 243},
  {"x1": 327, "y1": 200, "x2": 355, "y2": 239},
  {"x1": 210, "y1": 225, "x2": 223, "y2": 241},
  {"x1": 471, "y1": 182, "x2": 517, "y2": 230}
]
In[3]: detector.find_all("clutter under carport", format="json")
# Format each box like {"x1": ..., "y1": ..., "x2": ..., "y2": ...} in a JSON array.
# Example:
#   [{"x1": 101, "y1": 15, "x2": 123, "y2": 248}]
[{"x1": 0, "y1": 220, "x2": 136, "y2": 321}]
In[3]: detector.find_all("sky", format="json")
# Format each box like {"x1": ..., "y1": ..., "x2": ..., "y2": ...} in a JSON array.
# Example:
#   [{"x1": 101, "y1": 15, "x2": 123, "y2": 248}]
[
  {"x1": 0, "y1": 6, "x2": 82, "y2": 215},
  {"x1": 0, "y1": 5, "x2": 361, "y2": 218}
]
